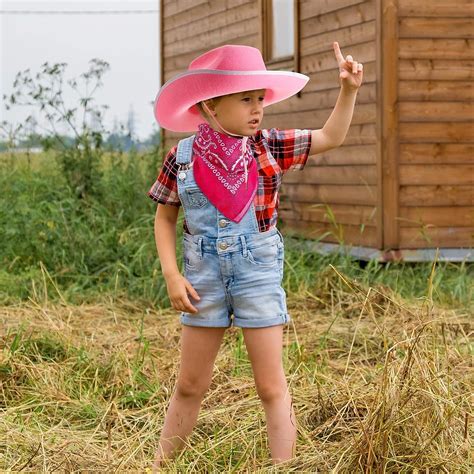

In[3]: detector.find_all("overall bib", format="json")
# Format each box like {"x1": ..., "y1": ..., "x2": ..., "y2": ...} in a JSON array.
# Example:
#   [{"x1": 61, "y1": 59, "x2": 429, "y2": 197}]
[{"x1": 176, "y1": 135, "x2": 290, "y2": 328}]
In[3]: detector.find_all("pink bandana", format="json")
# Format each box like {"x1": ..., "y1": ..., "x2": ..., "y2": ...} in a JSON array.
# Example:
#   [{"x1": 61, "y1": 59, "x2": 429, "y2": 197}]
[{"x1": 192, "y1": 123, "x2": 258, "y2": 223}]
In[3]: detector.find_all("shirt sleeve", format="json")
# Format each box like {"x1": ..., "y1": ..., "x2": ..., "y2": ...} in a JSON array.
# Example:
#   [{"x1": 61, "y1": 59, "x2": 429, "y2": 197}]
[
  {"x1": 147, "y1": 146, "x2": 181, "y2": 207},
  {"x1": 262, "y1": 128, "x2": 312, "y2": 173}
]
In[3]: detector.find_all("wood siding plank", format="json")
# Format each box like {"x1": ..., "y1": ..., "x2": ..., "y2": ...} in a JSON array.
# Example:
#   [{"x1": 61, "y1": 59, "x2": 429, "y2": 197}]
[
  {"x1": 300, "y1": 0, "x2": 366, "y2": 20},
  {"x1": 164, "y1": 17, "x2": 260, "y2": 56},
  {"x1": 280, "y1": 183, "x2": 377, "y2": 205},
  {"x1": 279, "y1": 219, "x2": 378, "y2": 246},
  {"x1": 164, "y1": 0, "x2": 207, "y2": 17},
  {"x1": 399, "y1": 206, "x2": 474, "y2": 227},
  {"x1": 164, "y1": 0, "x2": 252, "y2": 30},
  {"x1": 399, "y1": 227, "x2": 474, "y2": 248},
  {"x1": 399, "y1": 59, "x2": 474, "y2": 81},
  {"x1": 399, "y1": 39, "x2": 474, "y2": 60},
  {"x1": 301, "y1": 1, "x2": 375, "y2": 38},
  {"x1": 400, "y1": 17, "x2": 474, "y2": 39},
  {"x1": 165, "y1": 2, "x2": 257, "y2": 43},
  {"x1": 278, "y1": 202, "x2": 377, "y2": 226},
  {"x1": 399, "y1": 164, "x2": 474, "y2": 185},
  {"x1": 398, "y1": 0, "x2": 474, "y2": 17},
  {"x1": 301, "y1": 21, "x2": 376, "y2": 57},
  {"x1": 399, "y1": 81, "x2": 474, "y2": 102},
  {"x1": 399, "y1": 123, "x2": 474, "y2": 142},
  {"x1": 310, "y1": 144, "x2": 377, "y2": 165},
  {"x1": 264, "y1": 103, "x2": 376, "y2": 128},
  {"x1": 400, "y1": 185, "x2": 474, "y2": 206},
  {"x1": 399, "y1": 144, "x2": 474, "y2": 164},
  {"x1": 282, "y1": 165, "x2": 377, "y2": 185},
  {"x1": 399, "y1": 101, "x2": 474, "y2": 122}
]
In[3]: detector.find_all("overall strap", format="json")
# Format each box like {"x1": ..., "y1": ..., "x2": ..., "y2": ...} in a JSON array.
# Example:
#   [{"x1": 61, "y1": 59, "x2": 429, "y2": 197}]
[{"x1": 176, "y1": 135, "x2": 195, "y2": 165}]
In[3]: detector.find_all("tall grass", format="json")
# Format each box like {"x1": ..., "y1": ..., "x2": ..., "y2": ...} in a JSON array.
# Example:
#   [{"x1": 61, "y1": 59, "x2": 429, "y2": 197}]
[{"x1": 1, "y1": 151, "x2": 472, "y2": 310}]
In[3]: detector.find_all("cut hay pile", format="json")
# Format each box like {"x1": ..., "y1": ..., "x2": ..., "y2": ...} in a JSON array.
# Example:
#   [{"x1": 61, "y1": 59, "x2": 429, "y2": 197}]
[{"x1": 1, "y1": 267, "x2": 472, "y2": 472}]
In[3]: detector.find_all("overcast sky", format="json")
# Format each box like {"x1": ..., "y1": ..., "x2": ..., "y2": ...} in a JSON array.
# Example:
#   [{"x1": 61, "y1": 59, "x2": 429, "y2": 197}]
[{"x1": 1, "y1": 0, "x2": 160, "y2": 140}]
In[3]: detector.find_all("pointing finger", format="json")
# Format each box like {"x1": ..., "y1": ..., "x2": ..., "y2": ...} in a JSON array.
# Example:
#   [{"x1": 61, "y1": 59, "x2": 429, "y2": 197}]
[{"x1": 333, "y1": 41, "x2": 344, "y2": 64}]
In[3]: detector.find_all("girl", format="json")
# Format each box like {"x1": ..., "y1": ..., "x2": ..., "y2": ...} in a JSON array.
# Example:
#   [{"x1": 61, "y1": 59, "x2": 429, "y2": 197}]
[{"x1": 148, "y1": 42, "x2": 363, "y2": 469}]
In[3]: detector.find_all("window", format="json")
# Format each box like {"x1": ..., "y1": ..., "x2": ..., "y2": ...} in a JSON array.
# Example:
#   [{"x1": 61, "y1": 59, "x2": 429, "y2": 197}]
[{"x1": 260, "y1": 0, "x2": 300, "y2": 71}]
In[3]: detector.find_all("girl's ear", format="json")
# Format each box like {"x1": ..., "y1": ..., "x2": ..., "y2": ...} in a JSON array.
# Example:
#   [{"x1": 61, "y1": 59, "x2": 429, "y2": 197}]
[{"x1": 202, "y1": 100, "x2": 217, "y2": 116}]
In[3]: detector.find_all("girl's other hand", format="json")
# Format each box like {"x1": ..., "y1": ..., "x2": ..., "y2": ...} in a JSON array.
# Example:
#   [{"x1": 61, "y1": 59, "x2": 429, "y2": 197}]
[
  {"x1": 333, "y1": 41, "x2": 363, "y2": 91},
  {"x1": 165, "y1": 273, "x2": 200, "y2": 314}
]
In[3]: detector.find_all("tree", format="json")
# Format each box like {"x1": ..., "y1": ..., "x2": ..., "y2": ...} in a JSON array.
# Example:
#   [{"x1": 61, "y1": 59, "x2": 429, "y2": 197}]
[{"x1": 2, "y1": 59, "x2": 111, "y2": 198}]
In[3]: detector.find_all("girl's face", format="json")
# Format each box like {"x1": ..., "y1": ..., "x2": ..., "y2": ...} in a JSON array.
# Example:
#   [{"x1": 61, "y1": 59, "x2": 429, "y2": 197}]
[{"x1": 205, "y1": 89, "x2": 266, "y2": 137}]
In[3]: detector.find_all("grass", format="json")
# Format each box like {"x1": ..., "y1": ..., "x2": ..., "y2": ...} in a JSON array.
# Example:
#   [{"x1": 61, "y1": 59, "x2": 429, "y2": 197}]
[
  {"x1": 1, "y1": 151, "x2": 472, "y2": 470},
  {"x1": 1, "y1": 267, "x2": 471, "y2": 471},
  {"x1": 1, "y1": 151, "x2": 472, "y2": 310}
]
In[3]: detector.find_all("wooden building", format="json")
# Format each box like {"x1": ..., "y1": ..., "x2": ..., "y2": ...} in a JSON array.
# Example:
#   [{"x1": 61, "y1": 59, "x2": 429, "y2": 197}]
[{"x1": 159, "y1": 0, "x2": 473, "y2": 261}]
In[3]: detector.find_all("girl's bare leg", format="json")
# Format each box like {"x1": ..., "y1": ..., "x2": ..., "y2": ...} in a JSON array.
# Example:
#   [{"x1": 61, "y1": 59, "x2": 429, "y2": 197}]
[
  {"x1": 242, "y1": 325, "x2": 296, "y2": 464},
  {"x1": 152, "y1": 325, "x2": 227, "y2": 470}
]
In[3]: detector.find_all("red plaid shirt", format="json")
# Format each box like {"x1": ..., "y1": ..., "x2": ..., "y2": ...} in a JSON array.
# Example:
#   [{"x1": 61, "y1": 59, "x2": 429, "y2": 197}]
[{"x1": 148, "y1": 128, "x2": 312, "y2": 233}]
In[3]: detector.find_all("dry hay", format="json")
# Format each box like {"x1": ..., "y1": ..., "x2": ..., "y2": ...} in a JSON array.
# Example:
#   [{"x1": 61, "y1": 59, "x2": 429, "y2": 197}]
[{"x1": 0, "y1": 268, "x2": 472, "y2": 472}]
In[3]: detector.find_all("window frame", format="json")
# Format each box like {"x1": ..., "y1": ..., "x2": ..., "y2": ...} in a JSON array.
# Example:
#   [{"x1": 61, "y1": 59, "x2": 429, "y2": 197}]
[{"x1": 260, "y1": 0, "x2": 300, "y2": 74}]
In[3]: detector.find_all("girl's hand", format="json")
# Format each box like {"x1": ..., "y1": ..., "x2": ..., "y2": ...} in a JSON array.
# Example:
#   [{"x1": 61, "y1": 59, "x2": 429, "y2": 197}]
[
  {"x1": 165, "y1": 273, "x2": 200, "y2": 314},
  {"x1": 333, "y1": 41, "x2": 363, "y2": 91}
]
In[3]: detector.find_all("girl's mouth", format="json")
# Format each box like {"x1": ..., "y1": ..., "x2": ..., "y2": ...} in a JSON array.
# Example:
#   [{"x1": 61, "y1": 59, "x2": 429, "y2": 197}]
[{"x1": 248, "y1": 119, "x2": 259, "y2": 126}]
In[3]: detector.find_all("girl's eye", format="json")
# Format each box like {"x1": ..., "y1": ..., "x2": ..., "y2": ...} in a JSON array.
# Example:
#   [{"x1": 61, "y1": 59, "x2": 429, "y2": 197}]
[
  {"x1": 259, "y1": 97, "x2": 265, "y2": 101},
  {"x1": 242, "y1": 98, "x2": 251, "y2": 102}
]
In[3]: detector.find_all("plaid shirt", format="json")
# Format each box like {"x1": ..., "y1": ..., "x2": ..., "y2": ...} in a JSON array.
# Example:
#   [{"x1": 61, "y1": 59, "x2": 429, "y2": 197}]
[{"x1": 148, "y1": 128, "x2": 312, "y2": 233}]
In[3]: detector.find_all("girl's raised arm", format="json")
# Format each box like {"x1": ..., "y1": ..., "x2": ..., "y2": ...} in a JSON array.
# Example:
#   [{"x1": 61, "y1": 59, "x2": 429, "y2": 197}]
[{"x1": 309, "y1": 41, "x2": 364, "y2": 156}]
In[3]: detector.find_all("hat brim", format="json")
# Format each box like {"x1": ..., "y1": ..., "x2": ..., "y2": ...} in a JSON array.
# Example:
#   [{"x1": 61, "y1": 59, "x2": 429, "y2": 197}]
[{"x1": 154, "y1": 69, "x2": 309, "y2": 132}]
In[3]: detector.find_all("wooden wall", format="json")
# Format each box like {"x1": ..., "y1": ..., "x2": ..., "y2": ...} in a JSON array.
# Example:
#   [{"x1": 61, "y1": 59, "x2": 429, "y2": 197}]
[
  {"x1": 278, "y1": 0, "x2": 379, "y2": 247},
  {"x1": 160, "y1": 0, "x2": 473, "y2": 251},
  {"x1": 396, "y1": 0, "x2": 474, "y2": 248}
]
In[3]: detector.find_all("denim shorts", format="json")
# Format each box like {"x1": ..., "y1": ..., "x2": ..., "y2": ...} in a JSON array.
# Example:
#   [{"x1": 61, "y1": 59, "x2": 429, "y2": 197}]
[{"x1": 180, "y1": 227, "x2": 290, "y2": 328}]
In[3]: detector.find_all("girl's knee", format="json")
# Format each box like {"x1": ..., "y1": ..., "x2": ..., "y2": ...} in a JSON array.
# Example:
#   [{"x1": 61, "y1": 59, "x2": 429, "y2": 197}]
[
  {"x1": 175, "y1": 378, "x2": 210, "y2": 399},
  {"x1": 256, "y1": 383, "x2": 289, "y2": 403}
]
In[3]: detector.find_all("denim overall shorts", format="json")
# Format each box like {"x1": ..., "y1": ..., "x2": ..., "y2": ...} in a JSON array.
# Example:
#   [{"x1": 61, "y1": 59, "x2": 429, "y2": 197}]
[{"x1": 176, "y1": 135, "x2": 290, "y2": 328}]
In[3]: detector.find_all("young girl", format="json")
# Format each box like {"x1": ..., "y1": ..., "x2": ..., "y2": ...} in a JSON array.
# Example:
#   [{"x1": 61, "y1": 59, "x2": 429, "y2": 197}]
[{"x1": 148, "y1": 42, "x2": 363, "y2": 469}]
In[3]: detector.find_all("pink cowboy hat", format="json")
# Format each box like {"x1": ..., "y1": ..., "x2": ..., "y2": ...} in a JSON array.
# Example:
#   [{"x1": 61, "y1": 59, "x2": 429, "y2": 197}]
[{"x1": 154, "y1": 44, "x2": 309, "y2": 132}]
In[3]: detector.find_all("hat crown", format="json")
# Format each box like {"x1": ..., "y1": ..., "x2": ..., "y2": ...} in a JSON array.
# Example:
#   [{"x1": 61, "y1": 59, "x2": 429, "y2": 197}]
[{"x1": 189, "y1": 45, "x2": 266, "y2": 72}]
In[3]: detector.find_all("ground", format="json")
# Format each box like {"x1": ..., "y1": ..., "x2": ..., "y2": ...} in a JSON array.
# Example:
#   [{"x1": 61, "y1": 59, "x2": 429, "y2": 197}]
[{"x1": 1, "y1": 273, "x2": 471, "y2": 472}]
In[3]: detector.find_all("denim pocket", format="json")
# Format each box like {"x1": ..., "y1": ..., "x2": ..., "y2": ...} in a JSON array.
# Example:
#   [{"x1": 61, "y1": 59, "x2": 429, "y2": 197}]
[
  {"x1": 184, "y1": 243, "x2": 202, "y2": 270},
  {"x1": 186, "y1": 186, "x2": 208, "y2": 208},
  {"x1": 245, "y1": 242, "x2": 280, "y2": 267}
]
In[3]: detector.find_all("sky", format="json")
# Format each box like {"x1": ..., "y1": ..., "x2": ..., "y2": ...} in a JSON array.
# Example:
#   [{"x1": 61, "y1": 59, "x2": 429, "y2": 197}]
[{"x1": 1, "y1": 0, "x2": 160, "y2": 140}]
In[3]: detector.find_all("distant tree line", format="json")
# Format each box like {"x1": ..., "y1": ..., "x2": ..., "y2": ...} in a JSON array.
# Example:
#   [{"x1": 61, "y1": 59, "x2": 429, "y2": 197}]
[
  {"x1": 1, "y1": 59, "x2": 160, "y2": 153},
  {"x1": 0, "y1": 129, "x2": 160, "y2": 153}
]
